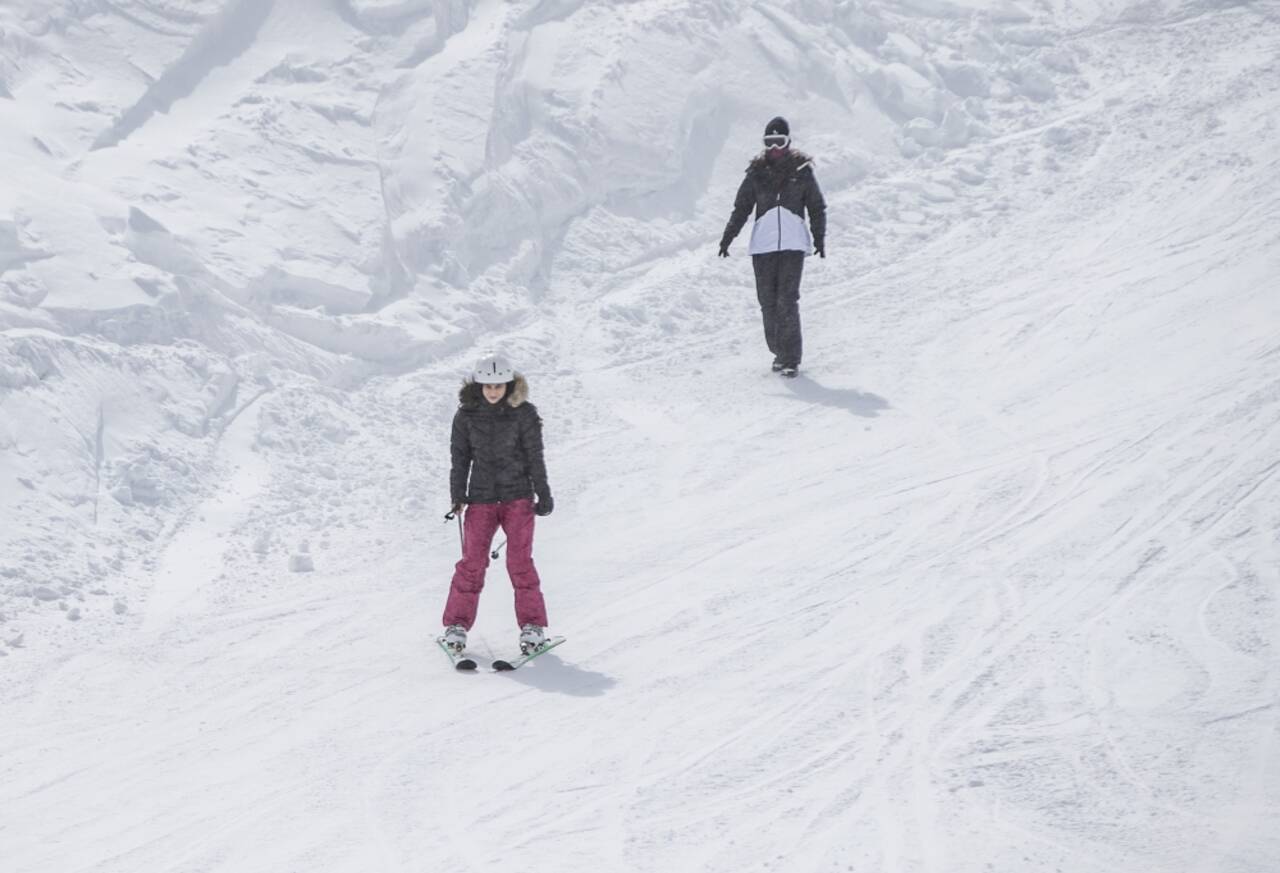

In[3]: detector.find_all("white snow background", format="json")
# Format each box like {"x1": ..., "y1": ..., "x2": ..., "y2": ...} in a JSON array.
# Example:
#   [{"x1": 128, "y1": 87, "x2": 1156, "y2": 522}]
[{"x1": 2, "y1": 0, "x2": 1278, "y2": 871}]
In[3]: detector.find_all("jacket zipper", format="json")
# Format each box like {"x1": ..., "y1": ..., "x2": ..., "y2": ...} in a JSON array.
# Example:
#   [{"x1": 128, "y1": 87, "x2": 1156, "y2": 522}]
[{"x1": 776, "y1": 190, "x2": 782, "y2": 252}]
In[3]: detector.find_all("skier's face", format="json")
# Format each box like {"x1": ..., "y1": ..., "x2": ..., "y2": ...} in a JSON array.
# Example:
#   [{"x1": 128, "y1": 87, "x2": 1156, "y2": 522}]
[{"x1": 482, "y1": 383, "x2": 507, "y2": 404}]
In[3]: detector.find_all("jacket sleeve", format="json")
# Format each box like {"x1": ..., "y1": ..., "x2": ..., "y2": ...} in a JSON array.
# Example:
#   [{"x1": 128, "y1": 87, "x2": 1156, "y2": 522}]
[
  {"x1": 520, "y1": 406, "x2": 551, "y2": 499},
  {"x1": 449, "y1": 410, "x2": 470, "y2": 505},
  {"x1": 720, "y1": 173, "x2": 755, "y2": 247},
  {"x1": 805, "y1": 168, "x2": 827, "y2": 248}
]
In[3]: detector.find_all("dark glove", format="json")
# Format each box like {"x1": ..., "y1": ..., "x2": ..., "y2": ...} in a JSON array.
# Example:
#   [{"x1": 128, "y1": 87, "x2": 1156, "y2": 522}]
[
  {"x1": 813, "y1": 241, "x2": 825, "y2": 259},
  {"x1": 534, "y1": 493, "x2": 554, "y2": 516},
  {"x1": 718, "y1": 241, "x2": 730, "y2": 258}
]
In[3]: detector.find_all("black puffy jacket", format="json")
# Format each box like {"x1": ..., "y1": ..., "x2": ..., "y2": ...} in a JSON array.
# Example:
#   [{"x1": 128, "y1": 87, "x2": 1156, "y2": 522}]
[
  {"x1": 450, "y1": 375, "x2": 550, "y2": 506},
  {"x1": 720, "y1": 150, "x2": 826, "y2": 253}
]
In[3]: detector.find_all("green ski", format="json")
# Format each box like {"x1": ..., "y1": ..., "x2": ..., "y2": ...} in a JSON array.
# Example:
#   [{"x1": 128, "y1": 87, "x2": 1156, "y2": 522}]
[{"x1": 492, "y1": 636, "x2": 566, "y2": 671}]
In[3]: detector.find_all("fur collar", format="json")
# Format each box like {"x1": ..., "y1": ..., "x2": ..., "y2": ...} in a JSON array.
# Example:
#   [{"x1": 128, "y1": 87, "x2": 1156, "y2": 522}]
[
  {"x1": 748, "y1": 149, "x2": 814, "y2": 174},
  {"x1": 458, "y1": 373, "x2": 530, "y2": 409}
]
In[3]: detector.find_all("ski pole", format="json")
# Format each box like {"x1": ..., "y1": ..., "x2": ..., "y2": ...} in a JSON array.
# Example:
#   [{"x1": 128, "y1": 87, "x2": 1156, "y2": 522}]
[{"x1": 490, "y1": 538, "x2": 507, "y2": 560}]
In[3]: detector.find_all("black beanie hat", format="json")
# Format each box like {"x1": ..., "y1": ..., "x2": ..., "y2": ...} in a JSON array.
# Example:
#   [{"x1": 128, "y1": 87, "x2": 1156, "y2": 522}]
[{"x1": 764, "y1": 116, "x2": 790, "y2": 137}]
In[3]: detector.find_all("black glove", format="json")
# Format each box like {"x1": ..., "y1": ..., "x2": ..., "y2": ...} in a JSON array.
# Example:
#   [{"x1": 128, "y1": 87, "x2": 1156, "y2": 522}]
[
  {"x1": 813, "y1": 241, "x2": 825, "y2": 259},
  {"x1": 718, "y1": 241, "x2": 730, "y2": 258},
  {"x1": 535, "y1": 494, "x2": 554, "y2": 517}
]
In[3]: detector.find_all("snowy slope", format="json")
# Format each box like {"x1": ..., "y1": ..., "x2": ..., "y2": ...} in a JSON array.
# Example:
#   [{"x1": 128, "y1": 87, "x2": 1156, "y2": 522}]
[{"x1": 3, "y1": 0, "x2": 1279, "y2": 871}]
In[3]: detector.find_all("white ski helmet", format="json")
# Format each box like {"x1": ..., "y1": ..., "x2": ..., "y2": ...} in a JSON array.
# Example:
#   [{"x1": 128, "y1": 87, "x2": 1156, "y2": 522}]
[{"x1": 473, "y1": 354, "x2": 515, "y2": 384}]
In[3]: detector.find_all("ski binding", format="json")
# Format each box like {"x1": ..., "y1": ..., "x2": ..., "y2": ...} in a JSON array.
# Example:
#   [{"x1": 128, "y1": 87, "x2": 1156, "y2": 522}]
[{"x1": 436, "y1": 636, "x2": 477, "y2": 671}]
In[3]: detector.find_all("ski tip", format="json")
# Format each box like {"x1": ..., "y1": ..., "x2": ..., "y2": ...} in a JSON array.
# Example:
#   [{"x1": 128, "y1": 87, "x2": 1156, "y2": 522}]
[
  {"x1": 492, "y1": 660, "x2": 516, "y2": 671},
  {"x1": 456, "y1": 659, "x2": 478, "y2": 671}
]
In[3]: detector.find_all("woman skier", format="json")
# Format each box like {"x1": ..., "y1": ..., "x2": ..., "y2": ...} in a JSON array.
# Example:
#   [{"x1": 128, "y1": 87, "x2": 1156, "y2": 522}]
[
  {"x1": 440, "y1": 354, "x2": 554, "y2": 656},
  {"x1": 718, "y1": 116, "x2": 827, "y2": 378}
]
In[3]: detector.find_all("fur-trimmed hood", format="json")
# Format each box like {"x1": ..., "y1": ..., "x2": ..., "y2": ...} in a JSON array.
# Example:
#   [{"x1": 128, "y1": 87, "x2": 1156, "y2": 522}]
[
  {"x1": 747, "y1": 149, "x2": 815, "y2": 173},
  {"x1": 458, "y1": 373, "x2": 530, "y2": 409}
]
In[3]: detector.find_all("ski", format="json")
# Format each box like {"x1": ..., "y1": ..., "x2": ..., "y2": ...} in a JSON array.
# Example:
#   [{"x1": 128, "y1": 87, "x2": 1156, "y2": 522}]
[
  {"x1": 436, "y1": 636, "x2": 478, "y2": 671},
  {"x1": 492, "y1": 636, "x2": 566, "y2": 672}
]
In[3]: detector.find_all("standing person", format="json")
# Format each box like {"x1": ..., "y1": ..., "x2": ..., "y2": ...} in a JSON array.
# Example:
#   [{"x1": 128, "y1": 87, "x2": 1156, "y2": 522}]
[
  {"x1": 719, "y1": 116, "x2": 827, "y2": 378},
  {"x1": 441, "y1": 354, "x2": 554, "y2": 655}
]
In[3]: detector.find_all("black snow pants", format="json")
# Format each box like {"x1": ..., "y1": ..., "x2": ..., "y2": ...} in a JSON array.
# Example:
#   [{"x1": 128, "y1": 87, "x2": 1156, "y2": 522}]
[{"x1": 751, "y1": 250, "x2": 805, "y2": 368}]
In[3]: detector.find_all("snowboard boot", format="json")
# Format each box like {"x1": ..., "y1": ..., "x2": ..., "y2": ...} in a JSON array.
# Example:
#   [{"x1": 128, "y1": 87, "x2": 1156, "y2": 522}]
[
  {"x1": 771, "y1": 359, "x2": 784, "y2": 373},
  {"x1": 780, "y1": 365, "x2": 798, "y2": 378},
  {"x1": 442, "y1": 624, "x2": 467, "y2": 654},
  {"x1": 519, "y1": 624, "x2": 546, "y2": 655}
]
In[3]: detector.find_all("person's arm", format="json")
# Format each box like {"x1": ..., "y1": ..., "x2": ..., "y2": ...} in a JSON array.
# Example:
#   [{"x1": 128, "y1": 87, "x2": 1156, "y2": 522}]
[
  {"x1": 806, "y1": 167, "x2": 827, "y2": 257},
  {"x1": 449, "y1": 411, "x2": 470, "y2": 510},
  {"x1": 719, "y1": 173, "x2": 755, "y2": 255},
  {"x1": 521, "y1": 406, "x2": 553, "y2": 515}
]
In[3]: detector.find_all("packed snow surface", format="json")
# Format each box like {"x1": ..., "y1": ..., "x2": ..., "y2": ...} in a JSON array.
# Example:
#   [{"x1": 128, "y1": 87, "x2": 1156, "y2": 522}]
[{"x1": 2, "y1": 0, "x2": 1278, "y2": 871}]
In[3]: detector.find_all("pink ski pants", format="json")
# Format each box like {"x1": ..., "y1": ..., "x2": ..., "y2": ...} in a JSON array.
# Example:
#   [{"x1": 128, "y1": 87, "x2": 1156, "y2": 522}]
[{"x1": 442, "y1": 498, "x2": 548, "y2": 631}]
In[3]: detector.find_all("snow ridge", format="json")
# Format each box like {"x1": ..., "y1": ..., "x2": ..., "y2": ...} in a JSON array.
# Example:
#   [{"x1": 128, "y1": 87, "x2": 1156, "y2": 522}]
[{"x1": 92, "y1": 0, "x2": 277, "y2": 151}]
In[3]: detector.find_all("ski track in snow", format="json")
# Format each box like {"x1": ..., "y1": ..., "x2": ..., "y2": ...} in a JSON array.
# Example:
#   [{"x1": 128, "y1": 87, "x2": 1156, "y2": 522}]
[{"x1": 2, "y1": 0, "x2": 1280, "y2": 872}]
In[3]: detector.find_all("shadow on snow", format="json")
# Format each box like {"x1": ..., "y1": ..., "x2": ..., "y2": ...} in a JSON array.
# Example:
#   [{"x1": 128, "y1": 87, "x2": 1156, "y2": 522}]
[
  {"x1": 492, "y1": 654, "x2": 618, "y2": 697},
  {"x1": 782, "y1": 375, "x2": 890, "y2": 417}
]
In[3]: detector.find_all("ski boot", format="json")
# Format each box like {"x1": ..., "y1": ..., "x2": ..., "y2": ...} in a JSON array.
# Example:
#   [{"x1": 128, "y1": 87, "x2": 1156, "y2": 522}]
[
  {"x1": 519, "y1": 624, "x2": 547, "y2": 655},
  {"x1": 442, "y1": 624, "x2": 467, "y2": 654}
]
